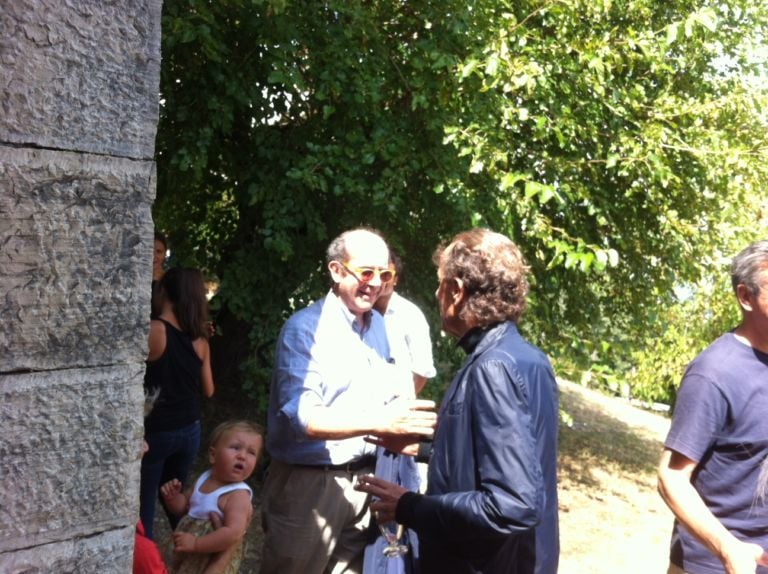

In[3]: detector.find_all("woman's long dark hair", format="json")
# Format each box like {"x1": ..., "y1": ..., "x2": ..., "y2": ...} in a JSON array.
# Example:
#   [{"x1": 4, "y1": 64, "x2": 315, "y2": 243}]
[{"x1": 158, "y1": 267, "x2": 209, "y2": 339}]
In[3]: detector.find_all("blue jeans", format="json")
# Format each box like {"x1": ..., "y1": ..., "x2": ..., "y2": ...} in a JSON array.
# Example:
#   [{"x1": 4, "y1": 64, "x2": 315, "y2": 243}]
[{"x1": 140, "y1": 420, "x2": 201, "y2": 540}]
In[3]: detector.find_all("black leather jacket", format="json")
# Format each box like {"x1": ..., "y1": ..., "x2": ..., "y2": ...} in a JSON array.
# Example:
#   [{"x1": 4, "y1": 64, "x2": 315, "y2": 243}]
[{"x1": 396, "y1": 322, "x2": 559, "y2": 574}]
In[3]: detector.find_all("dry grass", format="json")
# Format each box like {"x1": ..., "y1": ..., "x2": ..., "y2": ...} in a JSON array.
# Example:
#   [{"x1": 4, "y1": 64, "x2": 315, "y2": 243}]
[
  {"x1": 154, "y1": 379, "x2": 675, "y2": 573},
  {"x1": 558, "y1": 380, "x2": 673, "y2": 574}
]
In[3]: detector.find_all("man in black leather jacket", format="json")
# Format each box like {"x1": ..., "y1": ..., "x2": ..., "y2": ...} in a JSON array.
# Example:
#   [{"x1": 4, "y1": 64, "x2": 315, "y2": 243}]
[{"x1": 356, "y1": 228, "x2": 559, "y2": 574}]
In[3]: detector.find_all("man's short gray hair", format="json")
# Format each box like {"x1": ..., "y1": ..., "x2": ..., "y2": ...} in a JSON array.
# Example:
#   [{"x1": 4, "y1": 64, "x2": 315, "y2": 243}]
[
  {"x1": 326, "y1": 231, "x2": 349, "y2": 266},
  {"x1": 325, "y1": 227, "x2": 386, "y2": 266},
  {"x1": 731, "y1": 239, "x2": 768, "y2": 295}
]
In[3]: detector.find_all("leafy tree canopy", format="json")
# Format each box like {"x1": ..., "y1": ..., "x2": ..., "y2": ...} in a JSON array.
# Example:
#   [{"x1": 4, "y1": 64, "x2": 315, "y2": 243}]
[{"x1": 155, "y1": 0, "x2": 768, "y2": 407}]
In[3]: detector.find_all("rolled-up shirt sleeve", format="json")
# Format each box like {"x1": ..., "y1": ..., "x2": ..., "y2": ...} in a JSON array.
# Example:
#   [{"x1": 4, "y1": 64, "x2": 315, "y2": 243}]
[
  {"x1": 273, "y1": 318, "x2": 326, "y2": 439},
  {"x1": 267, "y1": 294, "x2": 401, "y2": 464}
]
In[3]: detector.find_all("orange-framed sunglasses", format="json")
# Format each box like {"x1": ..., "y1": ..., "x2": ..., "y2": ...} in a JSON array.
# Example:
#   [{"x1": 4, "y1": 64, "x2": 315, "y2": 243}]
[{"x1": 339, "y1": 262, "x2": 395, "y2": 283}]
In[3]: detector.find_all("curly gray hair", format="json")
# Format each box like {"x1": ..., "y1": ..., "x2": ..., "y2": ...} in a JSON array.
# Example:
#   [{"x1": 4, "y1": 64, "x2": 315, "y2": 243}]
[{"x1": 434, "y1": 228, "x2": 530, "y2": 327}]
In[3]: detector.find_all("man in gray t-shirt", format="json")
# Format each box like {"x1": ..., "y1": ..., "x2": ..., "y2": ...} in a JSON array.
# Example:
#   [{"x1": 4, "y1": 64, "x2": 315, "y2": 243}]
[{"x1": 658, "y1": 239, "x2": 768, "y2": 574}]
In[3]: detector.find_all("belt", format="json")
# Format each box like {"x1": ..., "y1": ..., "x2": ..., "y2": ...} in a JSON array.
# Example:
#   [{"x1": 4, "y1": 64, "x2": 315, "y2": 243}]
[{"x1": 294, "y1": 455, "x2": 376, "y2": 473}]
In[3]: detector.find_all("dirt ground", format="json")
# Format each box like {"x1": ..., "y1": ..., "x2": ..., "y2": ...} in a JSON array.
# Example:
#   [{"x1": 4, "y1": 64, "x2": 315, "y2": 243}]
[
  {"x1": 153, "y1": 379, "x2": 674, "y2": 573},
  {"x1": 557, "y1": 380, "x2": 674, "y2": 573}
]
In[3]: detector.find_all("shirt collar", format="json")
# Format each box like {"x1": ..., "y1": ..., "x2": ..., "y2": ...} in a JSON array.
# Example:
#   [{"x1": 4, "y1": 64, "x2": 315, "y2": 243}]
[{"x1": 328, "y1": 289, "x2": 372, "y2": 335}]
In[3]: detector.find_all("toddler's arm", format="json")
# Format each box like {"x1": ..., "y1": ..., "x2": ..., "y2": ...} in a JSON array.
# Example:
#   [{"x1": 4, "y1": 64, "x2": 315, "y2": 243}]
[
  {"x1": 171, "y1": 489, "x2": 252, "y2": 555},
  {"x1": 160, "y1": 479, "x2": 189, "y2": 517}
]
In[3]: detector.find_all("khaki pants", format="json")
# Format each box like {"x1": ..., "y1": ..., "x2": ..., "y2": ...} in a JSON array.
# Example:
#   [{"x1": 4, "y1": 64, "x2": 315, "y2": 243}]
[
  {"x1": 667, "y1": 563, "x2": 690, "y2": 574},
  {"x1": 259, "y1": 460, "x2": 374, "y2": 574}
]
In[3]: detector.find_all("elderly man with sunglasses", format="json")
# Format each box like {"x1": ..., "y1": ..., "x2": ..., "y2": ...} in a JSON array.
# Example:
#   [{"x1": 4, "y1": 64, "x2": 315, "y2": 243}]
[{"x1": 260, "y1": 227, "x2": 437, "y2": 574}]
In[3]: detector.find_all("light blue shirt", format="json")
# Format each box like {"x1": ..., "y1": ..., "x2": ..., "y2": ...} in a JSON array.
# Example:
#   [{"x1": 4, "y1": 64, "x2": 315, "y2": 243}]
[{"x1": 266, "y1": 290, "x2": 409, "y2": 465}]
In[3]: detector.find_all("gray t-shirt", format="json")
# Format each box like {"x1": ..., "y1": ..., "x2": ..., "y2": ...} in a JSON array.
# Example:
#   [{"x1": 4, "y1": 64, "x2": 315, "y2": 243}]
[{"x1": 665, "y1": 332, "x2": 768, "y2": 574}]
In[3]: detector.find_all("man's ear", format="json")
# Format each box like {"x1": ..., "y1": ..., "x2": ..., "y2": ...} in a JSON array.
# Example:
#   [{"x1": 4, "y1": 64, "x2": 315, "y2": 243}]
[
  {"x1": 736, "y1": 284, "x2": 754, "y2": 313},
  {"x1": 328, "y1": 260, "x2": 344, "y2": 284},
  {"x1": 451, "y1": 277, "x2": 466, "y2": 306}
]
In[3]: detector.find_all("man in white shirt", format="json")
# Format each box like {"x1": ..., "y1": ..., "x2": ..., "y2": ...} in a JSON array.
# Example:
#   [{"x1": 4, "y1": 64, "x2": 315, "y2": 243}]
[{"x1": 373, "y1": 251, "x2": 437, "y2": 395}]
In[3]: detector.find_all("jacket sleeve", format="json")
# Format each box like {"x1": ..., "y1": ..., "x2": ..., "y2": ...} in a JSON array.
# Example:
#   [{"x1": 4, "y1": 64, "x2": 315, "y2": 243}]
[{"x1": 396, "y1": 357, "x2": 544, "y2": 541}]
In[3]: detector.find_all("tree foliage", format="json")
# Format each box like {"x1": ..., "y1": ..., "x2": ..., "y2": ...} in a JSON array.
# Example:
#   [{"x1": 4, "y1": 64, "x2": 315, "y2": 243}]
[{"x1": 155, "y1": 0, "x2": 768, "y2": 409}]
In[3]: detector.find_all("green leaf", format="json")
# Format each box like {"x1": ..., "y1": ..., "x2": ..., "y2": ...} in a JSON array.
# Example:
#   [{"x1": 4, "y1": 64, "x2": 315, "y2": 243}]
[
  {"x1": 500, "y1": 172, "x2": 527, "y2": 190},
  {"x1": 485, "y1": 54, "x2": 499, "y2": 76},
  {"x1": 666, "y1": 22, "x2": 678, "y2": 45},
  {"x1": 469, "y1": 159, "x2": 484, "y2": 174},
  {"x1": 697, "y1": 8, "x2": 718, "y2": 33},
  {"x1": 461, "y1": 58, "x2": 479, "y2": 79}
]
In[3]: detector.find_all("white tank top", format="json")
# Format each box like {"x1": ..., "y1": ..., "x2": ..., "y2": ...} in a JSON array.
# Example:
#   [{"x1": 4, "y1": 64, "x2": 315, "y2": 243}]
[{"x1": 188, "y1": 469, "x2": 253, "y2": 520}]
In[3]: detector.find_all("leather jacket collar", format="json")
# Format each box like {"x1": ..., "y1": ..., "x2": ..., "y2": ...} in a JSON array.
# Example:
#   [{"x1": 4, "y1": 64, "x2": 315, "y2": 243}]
[{"x1": 457, "y1": 321, "x2": 515, "y2": 354}]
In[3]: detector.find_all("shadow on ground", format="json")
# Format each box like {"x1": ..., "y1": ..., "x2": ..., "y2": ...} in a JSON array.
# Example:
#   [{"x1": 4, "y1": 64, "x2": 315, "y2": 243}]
[{"x1": 558, "y1": 383, "x2": 669, "y2": 489}]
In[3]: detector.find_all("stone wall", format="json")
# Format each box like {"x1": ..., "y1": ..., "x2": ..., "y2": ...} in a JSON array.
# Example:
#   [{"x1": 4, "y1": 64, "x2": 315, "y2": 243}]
[{"x1": 0, "y1": 1, "x2": 162, "y2": 571}]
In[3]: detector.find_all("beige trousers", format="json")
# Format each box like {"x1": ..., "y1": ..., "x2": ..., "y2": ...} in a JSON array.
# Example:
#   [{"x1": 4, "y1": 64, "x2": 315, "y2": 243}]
[{"x1": 259, "y1": 459, "x2": 374, "y2": 574}]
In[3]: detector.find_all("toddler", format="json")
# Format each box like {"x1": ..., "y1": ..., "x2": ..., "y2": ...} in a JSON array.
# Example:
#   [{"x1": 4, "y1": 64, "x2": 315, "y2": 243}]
[{"x1": 160, "y1": 420, "x2": 263, "y2": 574}]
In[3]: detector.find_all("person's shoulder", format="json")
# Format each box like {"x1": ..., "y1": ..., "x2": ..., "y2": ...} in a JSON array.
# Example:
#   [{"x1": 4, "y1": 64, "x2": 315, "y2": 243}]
[
  {"x1": 688, "y1": 332, "x2": 743, "y2": 371},
  {"x1": 472, "y1": 329, "x2": 556, "y2": 398},
  {"x1": 391, "y1": 292, "x2": 422, "y2": 312},
  {"x1": 675, "y1": 333, "x2": 757, "y2": 398},
  {"x1": 476, "y1": 323, "x2": 551, "y2": 369},
  {"x1": 147, "y1": 320, "x2": 168, "y2": 356},
  {"x1": 219, "y1": 484, "x2": 254, "y2": 510},
  {"x1": 277, "y1": 297, "x2": 332, "y2": 354},
  {"x1": 222, "y1": 482, "x2": 252, "y2": 496},
  {"x1": 499, "y1": 322, "x2": 548, "y2": 356},
  {"x1": 494, "y1": 326, "x2": 556, "y2": 385},
  {"x1": 282, "y1": 295, "x2": 326, "y2": 328}
]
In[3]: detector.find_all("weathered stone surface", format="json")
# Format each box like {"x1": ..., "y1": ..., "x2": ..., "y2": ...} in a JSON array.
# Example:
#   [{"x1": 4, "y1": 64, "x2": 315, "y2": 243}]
[
  {"x1": 0, "y1": 145, "x2": 155, "y2": 372},
  {"x1": 0, "y1": 525, "x2": 135, "y2": 573},
  {"x1": 0, "y1": 365, "x2": 144, "y2": 553},
  {"x1": 0, "y1": 0, "x2": 162, "y2": 160},
  {"x1": 0, "y1": 0, "x2": 161, "y2": 567}
]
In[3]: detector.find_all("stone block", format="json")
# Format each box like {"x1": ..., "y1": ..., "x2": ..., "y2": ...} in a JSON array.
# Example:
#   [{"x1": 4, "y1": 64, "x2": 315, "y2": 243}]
[
  {"x1": 0, "y1": 525, "x2": 135, "y2": 573},
  {"x1": 0, "y1": 0, "x2": 162, "y2": 159},
  {"x1": 0, "y1": 365, "x2": 144, "y2": 553},
  {"x1": 0, "y1": 145, "x2": 155, "y2": 372}
]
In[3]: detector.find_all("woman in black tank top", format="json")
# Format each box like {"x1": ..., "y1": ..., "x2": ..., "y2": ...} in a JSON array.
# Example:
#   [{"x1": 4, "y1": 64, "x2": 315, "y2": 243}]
[{"x1": 139, "y1": 267, "x2": 215, "y2": 540}]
